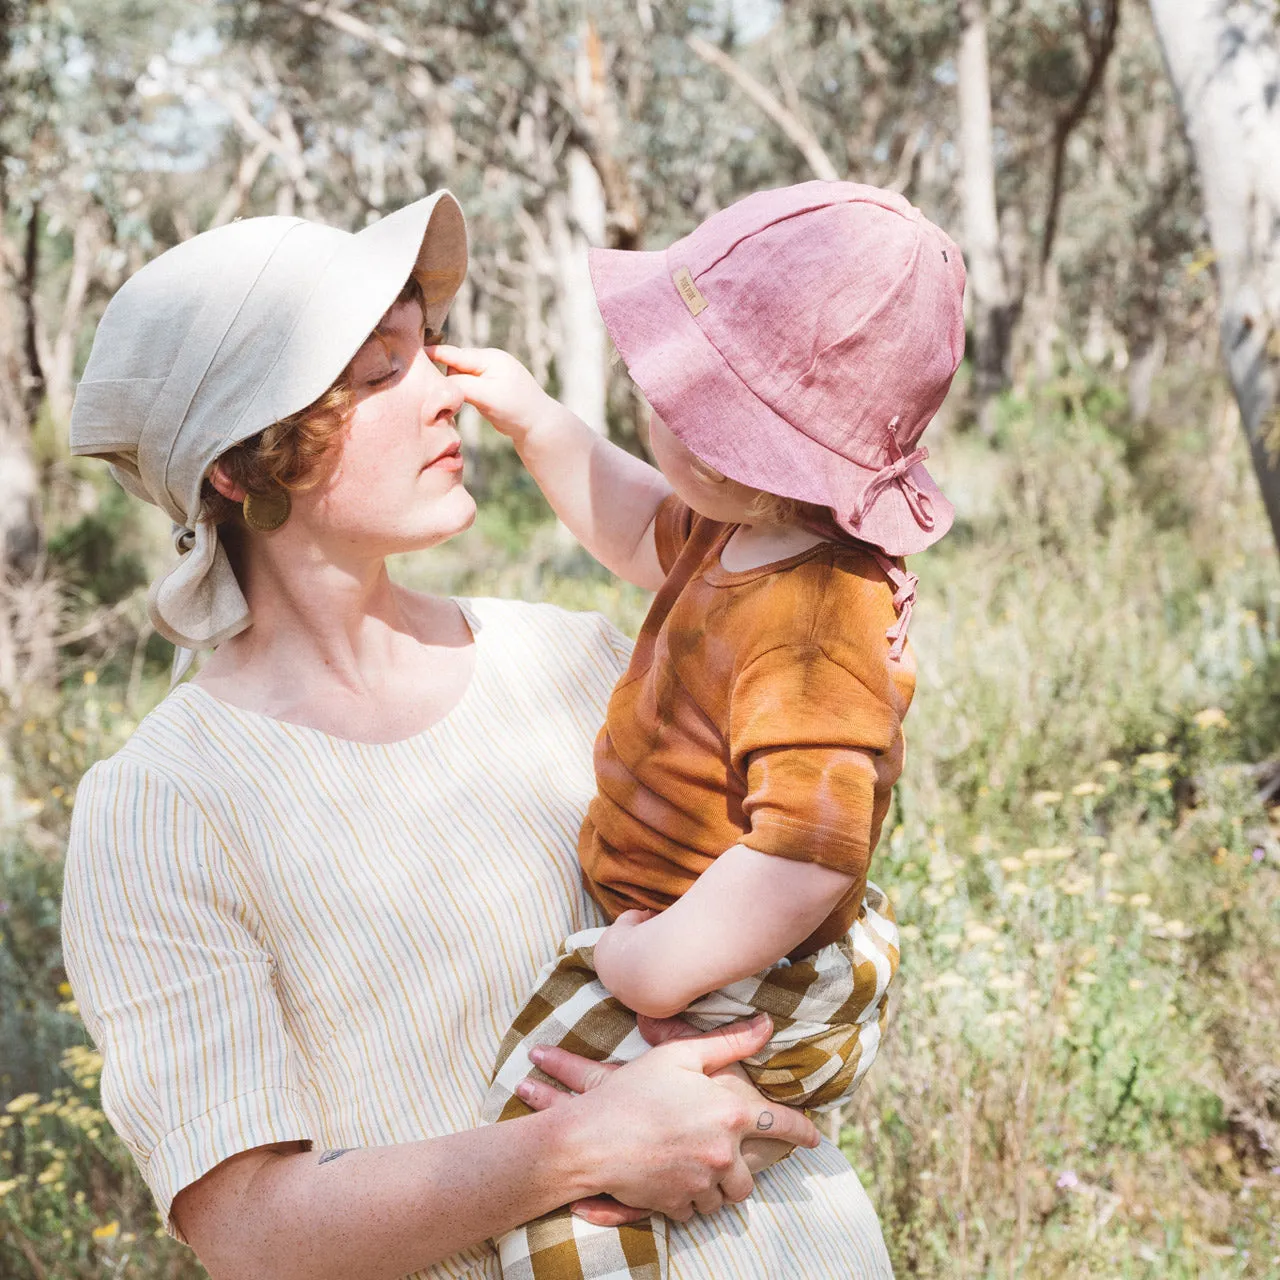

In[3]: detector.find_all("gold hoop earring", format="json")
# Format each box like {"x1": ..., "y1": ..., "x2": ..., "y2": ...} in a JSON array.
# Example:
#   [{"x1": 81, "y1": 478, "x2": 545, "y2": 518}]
[{"x1": 242, "y1": 488, "x2": 291, "y2": 532}]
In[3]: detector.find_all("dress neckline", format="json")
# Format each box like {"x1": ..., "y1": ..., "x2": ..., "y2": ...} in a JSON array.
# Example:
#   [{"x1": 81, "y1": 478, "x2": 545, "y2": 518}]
[{"x1": 175, "y1": 597, "x2": 484, "y2": 748}]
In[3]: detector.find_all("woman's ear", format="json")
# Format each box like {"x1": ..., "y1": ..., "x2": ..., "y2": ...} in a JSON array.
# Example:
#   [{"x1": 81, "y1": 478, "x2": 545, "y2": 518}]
[{"x1": 207, "y1": 462, "x2": 246, "y2": 503}]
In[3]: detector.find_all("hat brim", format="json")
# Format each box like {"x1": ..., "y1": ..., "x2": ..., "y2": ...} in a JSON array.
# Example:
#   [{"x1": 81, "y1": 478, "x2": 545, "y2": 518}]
[
  {"x1": 590, "y1": 244, "x2": 953, "y2": 557},
  {"x1": 209, "y1": 191, "x2": 468, "y2": 494}
]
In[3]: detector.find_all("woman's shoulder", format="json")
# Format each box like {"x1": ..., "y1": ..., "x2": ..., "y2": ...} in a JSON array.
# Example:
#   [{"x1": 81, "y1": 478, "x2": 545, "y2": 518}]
[
  {"x1": 74, "y1": 684, "x2": 239, "y2": 809},
  {"x1": 461, "y1": 595, "x2": 634, "y2": 677}
]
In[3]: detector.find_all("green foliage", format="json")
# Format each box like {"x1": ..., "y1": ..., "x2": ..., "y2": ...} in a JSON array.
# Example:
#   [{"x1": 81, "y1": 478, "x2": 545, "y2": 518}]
[{"x1": 4, "y1": 365, "x2": 1280, "y2": 1277}]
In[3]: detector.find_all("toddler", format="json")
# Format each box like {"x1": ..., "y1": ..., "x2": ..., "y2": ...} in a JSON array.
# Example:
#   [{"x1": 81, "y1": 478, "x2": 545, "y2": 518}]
[{"x1": 435, "y1": 181, "x2": 965, "y2": 1280}]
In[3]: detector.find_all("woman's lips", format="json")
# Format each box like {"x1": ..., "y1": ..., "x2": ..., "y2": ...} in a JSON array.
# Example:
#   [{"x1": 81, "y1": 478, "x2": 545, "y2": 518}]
[{"x1": 424, "y1": 443, "x2": 463, "y2": 472}]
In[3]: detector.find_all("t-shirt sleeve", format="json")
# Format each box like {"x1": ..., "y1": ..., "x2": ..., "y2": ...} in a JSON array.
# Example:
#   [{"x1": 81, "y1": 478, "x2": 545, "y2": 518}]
[
  {"x1": 727, "y1": 644, "x2": 902, "y2": 880},
  {"x1": 653, "y1": 493, "x2": 697, "y2": 575},
  {"x1": 61, "y1": 759, "x2": 312, "y2": 1238}
]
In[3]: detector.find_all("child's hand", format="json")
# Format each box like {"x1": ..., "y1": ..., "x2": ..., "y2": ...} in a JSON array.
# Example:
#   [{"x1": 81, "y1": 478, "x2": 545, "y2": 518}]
[{"x1": 428, "y1": 345, "x2": 555, "y2": 445}]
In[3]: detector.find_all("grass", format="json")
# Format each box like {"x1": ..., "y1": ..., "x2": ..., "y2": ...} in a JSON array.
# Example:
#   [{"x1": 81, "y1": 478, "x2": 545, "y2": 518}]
[{"x1": 2, "y1": 366, "x2": 1279, "y2": 1276}]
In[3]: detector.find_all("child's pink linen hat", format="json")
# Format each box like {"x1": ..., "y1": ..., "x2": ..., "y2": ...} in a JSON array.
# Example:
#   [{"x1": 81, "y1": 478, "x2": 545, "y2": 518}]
[{"x1": 589, "y1": 181, "x2": 966, "y2": 556}]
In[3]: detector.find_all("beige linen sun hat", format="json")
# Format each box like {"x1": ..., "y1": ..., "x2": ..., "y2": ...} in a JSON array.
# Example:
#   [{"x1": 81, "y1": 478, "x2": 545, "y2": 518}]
[{"x1": 69, "y1": 190, "x2": 467, "y2": 661}]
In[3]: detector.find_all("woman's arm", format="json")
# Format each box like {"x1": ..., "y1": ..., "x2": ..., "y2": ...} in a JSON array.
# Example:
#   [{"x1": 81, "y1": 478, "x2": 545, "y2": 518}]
[
  {"x1": 592, "y1": 845, "x2": 857, "y2": 1019},
  {"x1": 174, "y1": 1016, "x2": 820, "y2": 1280},
  {"x1": 432, "y1": 344, "x2": 672, "y2": 590}
]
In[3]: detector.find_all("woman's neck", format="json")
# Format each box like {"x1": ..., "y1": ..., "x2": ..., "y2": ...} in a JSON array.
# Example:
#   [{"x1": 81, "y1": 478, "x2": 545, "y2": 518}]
[{"x1": 192, "y1": 537, "x2": 475, "y2": 740}]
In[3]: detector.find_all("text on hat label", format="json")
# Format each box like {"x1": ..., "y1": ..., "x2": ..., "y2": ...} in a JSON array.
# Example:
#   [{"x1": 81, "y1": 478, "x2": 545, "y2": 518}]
[{"x1": 672, "y1": 267, "x2": 708, "y2": 317}]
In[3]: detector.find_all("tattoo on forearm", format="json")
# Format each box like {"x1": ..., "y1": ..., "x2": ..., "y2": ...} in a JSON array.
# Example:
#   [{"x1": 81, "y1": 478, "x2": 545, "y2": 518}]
[
  {"x1": 318, "y1": 1148, "x2": 354, "y2": 1165},
  {"x1": 756, "y1": 1111, "x2": 775, "y2": 1132}
]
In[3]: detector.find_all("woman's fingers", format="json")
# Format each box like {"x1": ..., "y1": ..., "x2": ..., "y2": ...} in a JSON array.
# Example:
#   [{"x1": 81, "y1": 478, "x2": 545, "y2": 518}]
[
  {"x1": 528, "y1": 1046, "x2": 617, "y2": 1095},
  {"x1": 691, "y1": 1185, "x2": 725, "y2": 1216},
  {"x1": 570, "y1": 1197, "x2": 651, "y2": 1227},
  {"x1": 718, "y1": 1162, "x2": 756, "y2": 1205},
  {"x1": 513, "y1": 1076, "x2": 573, "y2": 1112},
  {"x1": 743, "y1": 1100, "x2": 820, "y2": 1150},
  {"x1": 665, "y1": 1012, "x2": 774, "y2": 1076}
]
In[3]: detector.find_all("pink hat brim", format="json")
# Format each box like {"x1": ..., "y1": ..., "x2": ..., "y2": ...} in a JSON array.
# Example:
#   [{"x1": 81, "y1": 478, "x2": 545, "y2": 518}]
[{"x1": 589, "y1": 245, "x2": 954, "y2": 557}]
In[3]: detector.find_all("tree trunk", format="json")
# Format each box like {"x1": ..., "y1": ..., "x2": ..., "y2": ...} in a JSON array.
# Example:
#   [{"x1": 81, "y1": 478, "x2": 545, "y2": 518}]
[
  {"x1": 1150, "y1": 0, "x2": 1280, "y2": 553},
  {"x1": 548, "y1": 145, "x2": 608, "y2": 435},
  {"x1": 956, "y1": 0, "x2": 1013, "y2": 431}
]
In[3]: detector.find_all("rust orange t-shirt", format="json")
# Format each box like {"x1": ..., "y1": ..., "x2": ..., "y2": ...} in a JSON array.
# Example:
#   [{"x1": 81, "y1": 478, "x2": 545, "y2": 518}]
[{"x1": 580, "y1": 495, "x2": 917, "y2": 955}]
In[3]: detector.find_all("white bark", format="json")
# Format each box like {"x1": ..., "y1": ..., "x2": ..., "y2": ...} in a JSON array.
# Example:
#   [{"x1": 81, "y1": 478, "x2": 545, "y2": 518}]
[
  {"x1": 957, "y1": 0, "x2": 1013, "y2": 423},
  {"x1": 548, "y1": 145, "x2": 608, "y2": 434},
  {"x1": 1150, "y1": 0, "x2": 1280, "y2": 551}
]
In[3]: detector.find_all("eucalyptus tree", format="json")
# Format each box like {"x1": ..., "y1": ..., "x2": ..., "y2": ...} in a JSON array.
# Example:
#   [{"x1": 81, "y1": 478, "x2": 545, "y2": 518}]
[{"x1": 1150, "y1": 0, "x2": 1280, "y2": 554}]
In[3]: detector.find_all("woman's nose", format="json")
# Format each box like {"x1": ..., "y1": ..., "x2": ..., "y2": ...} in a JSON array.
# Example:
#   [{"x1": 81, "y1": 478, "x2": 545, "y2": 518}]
[{"x1": 417, "y1": 350, "x2": 465, "y2": 423}]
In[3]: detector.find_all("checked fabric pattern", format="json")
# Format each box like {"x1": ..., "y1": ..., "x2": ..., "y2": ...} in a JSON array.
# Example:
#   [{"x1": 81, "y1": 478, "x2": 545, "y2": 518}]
[{"x1": 483, "y1": 884, "x2": 899, "y2": 1280}]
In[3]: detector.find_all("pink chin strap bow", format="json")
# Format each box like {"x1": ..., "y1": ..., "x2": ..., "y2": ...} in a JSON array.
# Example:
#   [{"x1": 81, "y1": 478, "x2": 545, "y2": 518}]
[
  {"x1": 838, "y1": 416, "x2": 934, "y2": 661},
  {"x1": 846, "y1": 416, "x2": 936, "y2": 535}
]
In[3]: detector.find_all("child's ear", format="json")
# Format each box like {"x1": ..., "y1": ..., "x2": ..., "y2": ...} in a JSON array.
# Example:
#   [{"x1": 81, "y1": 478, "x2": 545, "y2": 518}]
[
  {"x1": 207, "y1": 462, "x2": 247, "y2": 503},
  {"x1": 689, "y1": 457, "x2": 727, "y2": 486}
]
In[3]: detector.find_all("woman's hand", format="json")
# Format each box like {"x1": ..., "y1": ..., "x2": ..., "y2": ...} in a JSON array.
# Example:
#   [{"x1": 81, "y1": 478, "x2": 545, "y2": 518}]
[
  {"x1": 429, "y1": 345, "x2": 557, "y2": 445},
  {"x1": 517, "y1": 1013, "x2": 820, "y2": 1226}
]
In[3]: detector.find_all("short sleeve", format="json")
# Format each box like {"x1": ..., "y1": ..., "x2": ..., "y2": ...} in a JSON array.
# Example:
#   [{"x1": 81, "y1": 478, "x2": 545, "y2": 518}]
[
  {"x1": 61, "y1": 759, "x2": 312, "y2": 1237},
  {"x1": 727, "y1": 645, "x2": 902, "y2": 879},
  {"x1": 653, "y1": 494, "x2": 697, "y2": 575}
]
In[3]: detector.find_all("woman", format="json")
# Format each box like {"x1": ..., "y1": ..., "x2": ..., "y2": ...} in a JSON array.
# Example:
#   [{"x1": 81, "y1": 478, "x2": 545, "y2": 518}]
[{"x1": 62, "y1": 191, "x2": 894, "y2": 1279}]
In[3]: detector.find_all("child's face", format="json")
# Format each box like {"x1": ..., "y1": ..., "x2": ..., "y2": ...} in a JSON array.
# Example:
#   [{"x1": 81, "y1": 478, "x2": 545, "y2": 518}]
[{"x1": 648, "y1": 412, "x2": 765, "y2": 524}]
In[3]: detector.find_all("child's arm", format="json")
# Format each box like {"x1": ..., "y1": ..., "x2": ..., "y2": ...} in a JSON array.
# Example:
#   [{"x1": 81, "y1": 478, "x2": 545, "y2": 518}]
[
  {"x1": 432, "y1": 344, "x2": 671, "y2": 591},
  {"x1": 591, "y1": 844, "x2": 858, "y2": 1020}
]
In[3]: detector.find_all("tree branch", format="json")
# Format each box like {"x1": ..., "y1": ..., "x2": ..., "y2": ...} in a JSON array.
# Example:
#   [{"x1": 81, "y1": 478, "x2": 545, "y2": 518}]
[
  {"x1": 685, "y1": 34, "x2": 840, "y2": 182},
  {"x1": 1040, "y1": 0, "x2": 1121, "y2": 274}
]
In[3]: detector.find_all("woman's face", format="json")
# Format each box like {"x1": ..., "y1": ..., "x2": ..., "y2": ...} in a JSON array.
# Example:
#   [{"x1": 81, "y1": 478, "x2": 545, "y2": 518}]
[{"x1": 292, "y1": 299, "x2": 474, "y2": 558}]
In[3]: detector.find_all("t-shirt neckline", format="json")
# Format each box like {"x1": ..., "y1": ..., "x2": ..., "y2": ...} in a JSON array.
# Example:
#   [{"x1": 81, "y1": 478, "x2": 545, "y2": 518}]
[{"x1": 703, "y1": 523, "x2": 833, "y2": 587}]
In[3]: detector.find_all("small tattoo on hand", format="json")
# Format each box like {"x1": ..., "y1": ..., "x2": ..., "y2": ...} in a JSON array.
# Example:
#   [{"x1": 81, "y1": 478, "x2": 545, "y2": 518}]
[
  {"x1": 756, "y1": 1111, "x2": 775, "y2": 1132},
  {"x1": 318, "y1": 1148, "x2": 354, "y2": 1164}
]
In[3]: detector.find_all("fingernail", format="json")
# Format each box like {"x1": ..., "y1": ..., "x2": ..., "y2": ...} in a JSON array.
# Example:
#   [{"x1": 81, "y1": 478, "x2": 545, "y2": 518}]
[
  {"x1": 516, "y1": 1081, "x2": 534, "y2": 1101},
  {"x1": 529, "y1": 1046, "x2": 546, "y2": 1066},
  {"x1": 751, "y1": 1013, "x2": 770, "y2": 1028}
]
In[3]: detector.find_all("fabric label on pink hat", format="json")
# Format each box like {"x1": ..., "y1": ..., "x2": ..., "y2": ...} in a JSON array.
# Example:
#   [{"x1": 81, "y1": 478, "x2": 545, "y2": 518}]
[{"x1": 672, "y1": 266, "x2": 708, "y2": 317}]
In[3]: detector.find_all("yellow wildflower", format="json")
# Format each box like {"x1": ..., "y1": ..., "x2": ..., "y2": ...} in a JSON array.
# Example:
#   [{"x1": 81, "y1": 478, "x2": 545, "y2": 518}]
[
  {"x1": 1044, "y1": 846, "x2": 1075, "y2": 862},
  {"x1": 1098, "y1": 759, "x2": 1122, "y2": 774},
  {"x1": 966, "y1": 923, "x2": 998, "y2": 944},
  {"x1": 937, "y1": 932, "x2": 962, "y2": 949},
  {"x1": 36, "y1": 1160, "x2": 65, "y2": 1185},
  {"x1": 1193, "y1": 707, "x2": 1229, "y2": 730},
  {"x1": 999, "y1": 856, "x2": 1025, "y2": 873},
  {"x1": 1031, "y1": 791, "x2": 1063, "y2": 807},
  {"x1": 4, "y1": 1093, "x2": 39, "y2": 1114},
  {"x1": 989, "y1": 975, "x2": 1018, "y2": 992},
  {"x1": 0, "y1": 1178, "x2": 19, "y2": 1197},
  {"x1": 1128, "y1": 893, "x2": 1152, "y2": 907},
  {"x1": 1104, "y1": 892, "x2": 1126, "y2": 906},
  {"x1": 1004, "y1": 882, "x2": 1032, "y2": 898},
  {"x1": 92, "y1": 1221, "x2": 119, "y2": 1241},
  {"x1": 1136, "y1": 752, "x2": 1176, "y2": 771},
  {"x1": 1071, "y1": 781, "x2": 1102, "y2": 797},
  {"x1": 1098, "y1": 851, "x2": 1119, "y2": 868},
  {"x1": 1213, "y1": 847, "x2": 1228, "y2": 864},
  {"x1": 1128, "y1": 979, "x2": 1145, "y2": 990},
  {"x1": 1074, "y1": 972, "x2": 1099, "y2": 986},
  {"x1": 83, "y1": 670, "x2": 99, "y2": 686}
]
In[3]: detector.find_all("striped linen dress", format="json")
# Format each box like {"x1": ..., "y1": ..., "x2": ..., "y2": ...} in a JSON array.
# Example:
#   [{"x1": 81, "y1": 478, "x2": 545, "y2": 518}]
[{"x1": 61, "y1": 596, "x2": 893, "y2": 1279}]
